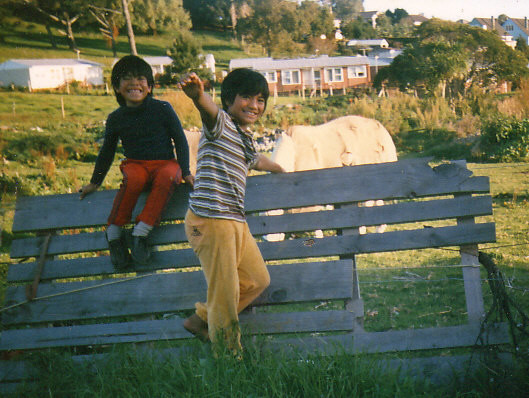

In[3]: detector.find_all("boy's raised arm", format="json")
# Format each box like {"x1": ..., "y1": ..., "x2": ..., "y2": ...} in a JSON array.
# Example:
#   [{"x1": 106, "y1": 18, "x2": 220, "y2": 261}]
[{"x1": 179, "y1": 73, "x2": 218, "y2": 131}]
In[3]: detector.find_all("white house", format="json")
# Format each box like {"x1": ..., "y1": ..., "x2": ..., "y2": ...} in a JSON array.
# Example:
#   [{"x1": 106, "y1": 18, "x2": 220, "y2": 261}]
[
  {"x1": 0, "y1": 58, "x2": 104, "y2": 90},
  {"x1": 347, "y1": 39, "x2": 389, "y2": 49},
  {"x1": 143, "y1": 56, "x2": 173, "y2": 76}
]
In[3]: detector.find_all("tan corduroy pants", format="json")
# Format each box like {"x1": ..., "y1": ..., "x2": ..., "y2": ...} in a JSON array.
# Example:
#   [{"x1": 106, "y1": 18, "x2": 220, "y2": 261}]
[{"x1": 185, "y1": 210, "x2": 270, "y2": 352}]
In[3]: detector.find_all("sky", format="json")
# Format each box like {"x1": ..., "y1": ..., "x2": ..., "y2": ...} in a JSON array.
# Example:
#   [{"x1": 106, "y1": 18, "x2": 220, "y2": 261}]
[{"x1": 362, "y1": 0, "x2": 529, "y2": 22}]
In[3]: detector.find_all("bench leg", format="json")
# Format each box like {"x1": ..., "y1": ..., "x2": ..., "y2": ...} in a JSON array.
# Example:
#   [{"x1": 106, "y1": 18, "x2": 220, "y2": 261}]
[
  {"x1": 345, "y1": 255, "x2": 365, "y2": 331},
  {"x1": 460, "y1": 245, "x2": 485, "y2": 323}
]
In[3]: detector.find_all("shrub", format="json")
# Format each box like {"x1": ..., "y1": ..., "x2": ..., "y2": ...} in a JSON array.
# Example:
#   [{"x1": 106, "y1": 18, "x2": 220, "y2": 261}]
[{"x1": 480, "y1": 117, "x2": 529, "y2": 162}]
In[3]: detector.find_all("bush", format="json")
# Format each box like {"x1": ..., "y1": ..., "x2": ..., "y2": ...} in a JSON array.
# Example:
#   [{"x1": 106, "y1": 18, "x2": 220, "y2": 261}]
[{"x1": 480, "y1": 117, "x2": 529, "y2": 162}]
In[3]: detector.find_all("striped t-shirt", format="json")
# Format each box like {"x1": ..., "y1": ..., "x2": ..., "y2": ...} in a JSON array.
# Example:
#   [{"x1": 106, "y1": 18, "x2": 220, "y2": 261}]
[{"x1": 189, "y1": 110, "x2": 259, "y2": 222}]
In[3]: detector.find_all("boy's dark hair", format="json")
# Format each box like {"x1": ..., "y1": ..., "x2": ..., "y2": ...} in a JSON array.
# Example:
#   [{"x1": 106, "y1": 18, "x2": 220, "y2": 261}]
[
  {"x1": 111, "y1": 55, "x2": 154, "y2": 106},
  {"x1": 221, "y1": 68, "x2": 269, "y2": 111}
]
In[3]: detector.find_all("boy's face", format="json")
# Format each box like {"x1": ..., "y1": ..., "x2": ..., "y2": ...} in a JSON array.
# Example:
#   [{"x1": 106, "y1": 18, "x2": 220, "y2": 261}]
[
  {"x1": 116, "y1": 73, "x2": 152, "y2": 107},
  {"x1": 227, "y1": 93, "x2": 266, "y2": 129}
]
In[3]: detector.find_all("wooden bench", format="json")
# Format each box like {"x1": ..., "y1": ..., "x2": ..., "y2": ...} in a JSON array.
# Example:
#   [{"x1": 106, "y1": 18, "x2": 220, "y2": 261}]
[{"x1": 0, "y1": 158, "x2": 509, "y2": 391}]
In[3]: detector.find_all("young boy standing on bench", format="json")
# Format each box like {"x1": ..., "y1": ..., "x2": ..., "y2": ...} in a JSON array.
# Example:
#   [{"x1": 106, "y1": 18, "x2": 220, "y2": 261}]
[
  {"x1": 179, "y1": 69, "x2": 285, "y2": 355},
  {"x1": 80, "y1": 55, "x2": 194, "y2": 270}
]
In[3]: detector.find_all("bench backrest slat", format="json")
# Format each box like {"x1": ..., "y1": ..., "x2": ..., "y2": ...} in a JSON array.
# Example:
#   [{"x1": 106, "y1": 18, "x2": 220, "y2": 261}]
[
  {"x1": 11, "y1": 159, "x2": 489, "y2": 233},
  {"x1": 10, "y1": 195, "x2": 492, "y2": 260}
]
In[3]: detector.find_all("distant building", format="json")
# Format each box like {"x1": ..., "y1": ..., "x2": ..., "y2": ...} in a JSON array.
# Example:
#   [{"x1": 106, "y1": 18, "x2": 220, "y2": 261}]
[
  {"x1": 502, "y1": 17, "x2": 529, "y2": 45},
  {"x1": 347, "y1": 39, "x2": 389, "y2": 49},
  {"x1": 143, "y1": 56, "x2": 173, "y2": 76},
  {"x1": 0, "y1": 58, "x2": 103, "y2": 90},
  {"x1": 229, "y1": 55, "x2": 371, "y2": 95},
  {"x1": 469, "y1": 17, "x2": 517, "y2": 48}
]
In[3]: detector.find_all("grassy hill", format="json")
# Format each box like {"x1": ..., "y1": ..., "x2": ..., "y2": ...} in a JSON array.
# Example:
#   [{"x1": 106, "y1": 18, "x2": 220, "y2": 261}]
[{"x1": 0, "y1": 17, "x2": 260, "y2": 73}]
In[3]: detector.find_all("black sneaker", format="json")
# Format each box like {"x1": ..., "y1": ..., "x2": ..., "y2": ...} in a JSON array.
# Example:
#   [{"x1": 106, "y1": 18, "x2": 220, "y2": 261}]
[
  {"x1": 106, "y1": 232, "x2": 131, "y2": 271},
  {"x1": 131, "y1": 235, "x2": 152, "y2": 268}
]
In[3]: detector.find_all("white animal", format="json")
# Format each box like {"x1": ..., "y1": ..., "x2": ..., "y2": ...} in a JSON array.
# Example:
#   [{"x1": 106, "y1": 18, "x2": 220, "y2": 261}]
[
  {"x1": 268, "y1": 115, "x2": 398, "y2": 239},
  {"x1": 184, "y1": 129, "x2": 201, "y2": 176}
]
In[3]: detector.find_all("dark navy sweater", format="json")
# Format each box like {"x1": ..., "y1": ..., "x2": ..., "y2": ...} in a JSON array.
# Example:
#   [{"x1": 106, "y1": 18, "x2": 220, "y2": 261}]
[{"x1": 90, "y1": 96, "x2": 191, "y2": 185}]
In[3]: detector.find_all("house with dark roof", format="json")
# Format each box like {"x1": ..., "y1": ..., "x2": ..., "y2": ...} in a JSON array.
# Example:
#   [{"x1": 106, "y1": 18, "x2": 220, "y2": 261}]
[
  {"x1": 502, "y1": 17, "x2": 529, "y2": 45},
  {"x1": 468, "y1": 17, "x2": 517, "y2": 48},
  {"x1": 229, "y1": 55, "x2": 371, "y2": 95},
  {"x1": 0, "y1": 58, "x2": 104, "y2": 90}
]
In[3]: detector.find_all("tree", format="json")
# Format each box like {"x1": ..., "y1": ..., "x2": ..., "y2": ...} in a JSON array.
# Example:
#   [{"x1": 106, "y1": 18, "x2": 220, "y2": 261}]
[
  {"x1": 331, "y1": 0, "x2": 363, "y2": 21},
  {"x1": 23, "y1": 0, "x2": 83, "y2": 51},
  {"x1": 516, "y1": 37, "x2": 529, "y2": 61},
  {"x1": 131, "y1": 0, "x2": 191, "y2": 35},
  {"x1": 375, "y1": 19, "x2": 529, "y2": 97},
  {"x1": 498, "y1": 14, "x2": 509, "y2": 25},
  {"x1": 89, "y1": 3, "x2": 121, "y2": 57},
  {"x1": 238, "y1": 0, "x2": 334, "y2": 57},
  {"x1": 385, "y1": 8, "x2": 408, "y2": 25},
  {"x1": 183, "y1": 0, "x2": 251, "y2": 33},
  {"x1": 121, "y1": 0, "x2": 137, "y2": 55},
  {"x1": 237, "y1": 0, "x2": 294, "y2": 57},
  {"x1": 340, "y1": 17, "x2": 377, "y2": 39},
  {"x1": 164, "y1": 30, "x2": 212, "y2": 82}
]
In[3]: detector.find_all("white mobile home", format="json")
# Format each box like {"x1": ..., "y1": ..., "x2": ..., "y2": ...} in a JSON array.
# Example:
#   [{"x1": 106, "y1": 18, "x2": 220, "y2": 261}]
[{"x1": 0, "y1": 58, "x2": 104, "y2": 90}]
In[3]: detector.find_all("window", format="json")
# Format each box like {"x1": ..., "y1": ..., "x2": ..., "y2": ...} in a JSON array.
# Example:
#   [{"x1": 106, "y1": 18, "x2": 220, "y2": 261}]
[
  {"x1": 281, "y1": 69, "x2": 300, "y2": 85},
  {"x1": 261, "y1": 71, "x2": 277, "y2": 83},
  {"x1": 347, "y1": 65, "x2": 367, "y2": 78},
  {"x1": 325, "y1": 67, "x2": 343, "y2": 82},
  {"x1": 505, "y1": 24, "x2": 514, "y2": 31}
]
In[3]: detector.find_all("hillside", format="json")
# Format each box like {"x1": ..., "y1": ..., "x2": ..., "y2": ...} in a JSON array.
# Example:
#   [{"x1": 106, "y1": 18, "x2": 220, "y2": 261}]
[{"x1": 0, "y1": 18, "x2": 258, "y2": 73}]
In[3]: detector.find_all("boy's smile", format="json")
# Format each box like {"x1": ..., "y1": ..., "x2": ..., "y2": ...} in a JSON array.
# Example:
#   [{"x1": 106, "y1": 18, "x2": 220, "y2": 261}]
[
  {"x1": 117, "y1": 74, "x2": 152, "y2": 107},
  {"x1": 227, "y1": 94, "x2": 266, "y2": 129}
]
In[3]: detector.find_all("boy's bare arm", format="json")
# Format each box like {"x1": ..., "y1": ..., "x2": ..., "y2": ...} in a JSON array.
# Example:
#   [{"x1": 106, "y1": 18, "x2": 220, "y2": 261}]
[
  {"x1": 254, "y1": 154, "x2": 285, "y2": 174},
  {"x1": 179, "y1": 73, "x2": 218, "y2": 131}
]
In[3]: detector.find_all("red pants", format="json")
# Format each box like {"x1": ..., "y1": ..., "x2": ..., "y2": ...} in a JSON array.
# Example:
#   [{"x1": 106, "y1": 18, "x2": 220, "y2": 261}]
[{"x1": 108, "y1": 159, "x2": 182, "y2": 227}]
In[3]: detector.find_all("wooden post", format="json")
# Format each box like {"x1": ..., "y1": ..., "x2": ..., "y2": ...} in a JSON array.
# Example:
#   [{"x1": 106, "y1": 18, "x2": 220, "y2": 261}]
[
  {"x1": 453, "y1": 160, "x2": 485, "y2": 323},
  {"x1": 61, "y1": 96, "x2": 65, "y2": 119},
  {"x1": 338, "y1": 204, "x2": 365, "y2": 331}
]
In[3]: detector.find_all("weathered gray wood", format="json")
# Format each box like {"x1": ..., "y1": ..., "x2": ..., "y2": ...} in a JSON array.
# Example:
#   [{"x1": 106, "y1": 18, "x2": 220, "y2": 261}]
[
  {"x1": 7, "y1": 222, "x2": 495, "y2": 283},
  {"x1": 2, "y1": 261, "x2": 352, "y2": 325},
  {"x1": 0, "y1": 310, "x2": 352, "y2": 351},
  {"x1": 11, "y1": 159, "x2": 489, "y2": 233},
  {"x1": 457, "y1": 194, "x2": 486, "y2": 323},
  {"x1": 1, "y1": 158, "x2": 502, "y2": 391},
  {"x1": 352, "y1": 322, "x2": 509, "y2": 353},
  {"x1": 10, "y1": 195, "x2": 493, "y2": 259}
]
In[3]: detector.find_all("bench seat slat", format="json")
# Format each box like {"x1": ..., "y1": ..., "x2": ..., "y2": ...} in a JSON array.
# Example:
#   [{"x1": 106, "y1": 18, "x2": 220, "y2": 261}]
[
  {"x1": 2, "y1": 261, "x2": 352, "y2": 326},
  {"x1": 7, "y1": 222, "x2": 495, "y2": 283},
  {"x1": 0, "y1": 310, "x2": 353, "y2": 351},
  {"x1": 12, "y1": 159, "x2": 489, "y2": 233},
  {"x1": 258, "y1": 223, "x2": 495, "y2": 261},
  {"x1": 10, "y1": 195, "x2": 493, "y2": 259}
]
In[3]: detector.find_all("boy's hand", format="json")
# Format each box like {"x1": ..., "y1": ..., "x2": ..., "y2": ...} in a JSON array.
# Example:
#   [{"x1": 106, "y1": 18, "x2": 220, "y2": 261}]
[
  {"x1": 178, "y1": 73, "x2": 203, "y2": 101},
  {"x1": 183, "y1": 174, "x2": 195, "y2": 188},
  {"x1": 79, "y1": 183, "x2": 99, "y2": 200}
]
